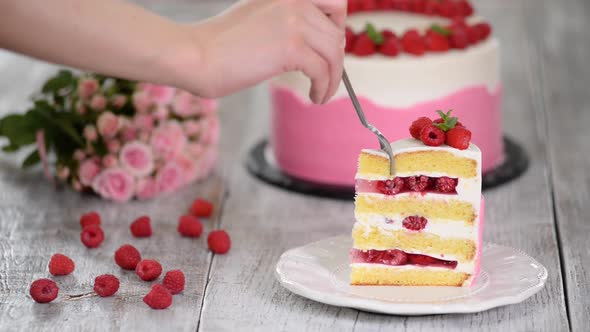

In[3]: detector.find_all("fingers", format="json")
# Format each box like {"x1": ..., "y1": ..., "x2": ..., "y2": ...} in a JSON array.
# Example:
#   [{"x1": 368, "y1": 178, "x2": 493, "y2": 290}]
[
  {"x1": 309, "y1": 0, "x2": 348, "y2": 29},
  {"x1": 300, "y1": 2, "x2": 344, "y2": 103},
  {"x1": 287, "y1": 42, "x2": 330, "y2": 104}
]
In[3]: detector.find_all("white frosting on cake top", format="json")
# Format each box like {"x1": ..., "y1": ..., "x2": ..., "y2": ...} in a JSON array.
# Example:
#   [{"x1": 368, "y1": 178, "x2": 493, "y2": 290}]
[
  {"x1": 363, "y1": 137, "x2": 481, "y2": 161},
  {"x1": 272, "y1": 12, "x2": 500, "y2": 107}
]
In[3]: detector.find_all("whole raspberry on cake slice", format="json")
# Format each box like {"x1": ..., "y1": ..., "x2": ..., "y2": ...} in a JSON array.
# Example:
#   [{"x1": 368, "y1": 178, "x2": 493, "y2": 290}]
[{"x1": 352, "y1": 110, "x2": 484, "y2": 287}]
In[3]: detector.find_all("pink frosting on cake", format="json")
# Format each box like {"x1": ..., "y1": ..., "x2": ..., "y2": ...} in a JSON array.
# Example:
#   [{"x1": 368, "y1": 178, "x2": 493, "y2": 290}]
[{"x1": 270, "y1": 85, "x2": 503, "y2": 186}]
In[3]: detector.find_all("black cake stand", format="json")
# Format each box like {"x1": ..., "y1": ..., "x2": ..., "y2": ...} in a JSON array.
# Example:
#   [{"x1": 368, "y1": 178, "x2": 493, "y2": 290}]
[{"x1": 246, "y1": 136, "x2": 529, "y2": 200}]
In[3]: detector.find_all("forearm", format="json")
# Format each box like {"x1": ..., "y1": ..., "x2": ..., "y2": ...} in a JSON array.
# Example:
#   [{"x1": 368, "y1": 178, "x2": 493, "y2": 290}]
[{"x1": 0, "y1": 0, "x2": 198, "y2": 90}]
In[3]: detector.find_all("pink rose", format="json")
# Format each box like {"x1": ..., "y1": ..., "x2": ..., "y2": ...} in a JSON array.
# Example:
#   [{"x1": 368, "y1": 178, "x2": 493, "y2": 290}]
[
  {"x1": 200, "y1": 99, "x2": 218, "y2": 115},
  {"x1": 195, "y1": 147, "x2": 217, "y2": 180},
  {"x1": 135, "y1": 177, "x2": 159, "y2": 200},
  {"x1": 92, "y1": 168, "x2": 135, "y2": 202},
  {"x1": 83, "y1": 125, "x2": 98, "y2": 142},
  {"x1": 154, "y1": 105, "x2": 169, "y2": 120},
  {"x1": 150, "y1": 121, "x2": 187, "y2": 160},
  {"x1": 139, "y1": 131, "x2": 150, "y2": 143},
  {"x1": 121, "y1": 127, "x2": 137, "y2": 141},
  {"x1": 182, "y1": 120, "x2": 201, "y2": 137},
  {"x1": 57, "y1": 166, "x2": 70, "y2": 180},
  {"x1": 133, "y1": 114, "x2": 155, "y2": 131},
  {"x1": 185, "y1": 143, "x2": 204, "y2": 158},
  {"x1": 201, "y1": 116, "x2": 220, "y2": 145},
  {"x1": 111, "y1": 94, "x2": 127, "y2": 109},
  {"x1": 175, "y1": 153, "x2": 198, "y2": 184},
  {"x1": 72, "y1": 179, "x2": 82, "y2": 192},
  {"x1": 172, "y1": 91, "x2": 204, "y2": 118},
  {"x1": 97, "y1": 111, "x2": 120, "y2": 139},
  {"x1": 78, "y1": 78, "x2": 98, "y2": 99},
  {"x1": 156, "y1": 161, "x2": 184, "y2": 193},
  {"x1": 74, "y1": 149, "x2": 86, "y2": 161},
  {"x1": 132, "y1": 91, "x2": 152, "y2": 113},
  {"x1": 138, "y1": 83, "x2": 175, "y2": 105},
  {"x1": 90, "y1": 94, "x2": 107, "y2": 111},
  {"x1": 79, "y1": 159, "x2": 101, "y2": 186},
  {"x1": 107, "y1": 140, "x2": 121, "y2": 153},
  {"x1": 119, "y1": 141, "x2": 154, "y2": 177},
  {"x1": 102, "y1": 154, "x2": 118, "y2": 168}
]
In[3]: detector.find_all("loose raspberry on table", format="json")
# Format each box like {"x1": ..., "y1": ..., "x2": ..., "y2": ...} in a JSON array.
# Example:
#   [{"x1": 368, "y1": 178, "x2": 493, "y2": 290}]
[
  {"x1": 80, "y1": 225, "x2": 104, "y2": 248},
  {"x1": 114, "y1": 244, "x2": 142, "y2": 270},
  {"x1": 80, "y1": 211, "x2": 101, "y2": 228},
  {"x1": 446, "y1": 126, "x2": 472, "y2": 150},
  {"x1": 407, "y1": 175, "x2": 430, "y2": 192},
  {"x1": 48, "y1": 253, "x2": 75, "y2": 276},
  {"x1": 376, "y1": 177, "x2": 405, "y2": 195},
  {"x1": 135, "y1": 259, "x2": 162, "y2": 281},
  {"x1": 419, "y1": 124, "x2": 445, "y2": 146},
  {"x1": 403, "y1": 216, "x2": 428, "y2": 231},
  {"x1": 29, "y1": 278, "x2": 59, "y2": 303},
  {"x1": 130, "y1": 216, "x2": 152, "y2": 238},
  {"x1": 177, "y1": 215, "x2": 203, "y2": 238},
  {"x1": 207, "y1": 230, "x2": 231, "y2": 254},
  {"x1": 436, "y1": 177, "x2": 458, "y2": 193},
  {"x1": 409, "y1": 117, "x2": 433, "y2": 139},
  {"x1": 162, "y1": 270, "x2": 185, "y2": 295},
  {"x1": 143, "y1": 284, "x2": 172, "y2": 310},
  {"x1": 401, "y1": 29, "x2": 426, "y2": 56},
  {"x1": 352, "y1": 33, "x2": 376, "y2": 56},
  {"x1": 94, "y1": 274, "x2": 120, "y2": 297},
  {"x1": 190, "y1": 198, "x2": 214, "y2": 218}
]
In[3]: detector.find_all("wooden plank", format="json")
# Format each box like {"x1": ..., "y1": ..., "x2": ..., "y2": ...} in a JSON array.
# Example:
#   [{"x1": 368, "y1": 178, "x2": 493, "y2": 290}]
[
  {"x1": 0, "y1": 2, "x2": 229, "y2": 330},
  {"x1": 198, "y1": 1, "x2": 570, "y2": 331},
  {"x1": 0, "y1": 57, "x2": 226, "y2": 332},
  {"x1": 531, "y1": 0, "x2": 590, "y2": 330}
]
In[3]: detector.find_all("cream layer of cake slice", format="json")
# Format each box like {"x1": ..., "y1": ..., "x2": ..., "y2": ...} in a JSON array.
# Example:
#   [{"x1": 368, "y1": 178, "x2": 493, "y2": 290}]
[{"x1": 350, "y1": 138, "x2": 483, "y2": 287}]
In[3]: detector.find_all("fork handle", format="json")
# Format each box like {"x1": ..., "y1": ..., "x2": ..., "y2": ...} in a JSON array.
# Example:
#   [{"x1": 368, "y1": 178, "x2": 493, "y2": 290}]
[{"x1": 342, "y1": 70, "x2": 370, "y2": 129}]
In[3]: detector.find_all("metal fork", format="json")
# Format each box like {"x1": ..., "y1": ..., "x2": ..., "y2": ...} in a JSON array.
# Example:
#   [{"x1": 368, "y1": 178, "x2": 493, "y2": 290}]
[{"x1": 342, "y1": 69, "x2": 394, "y2": 176}]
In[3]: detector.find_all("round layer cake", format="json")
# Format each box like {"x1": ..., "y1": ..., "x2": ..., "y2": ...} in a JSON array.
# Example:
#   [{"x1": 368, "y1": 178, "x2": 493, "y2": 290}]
[{"x1": 269, "y1": 2, "x2": 504, "y2": 187}]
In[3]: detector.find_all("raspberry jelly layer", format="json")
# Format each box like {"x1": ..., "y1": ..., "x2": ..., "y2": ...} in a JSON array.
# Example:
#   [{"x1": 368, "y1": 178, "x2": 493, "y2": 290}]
[
  {"x1": 355, "y1": 177, "x2": 458, "y2": 196},
  {"x1": 270, "y1": 84, "x2": 503, "y2": 186},
  {"x1": 350, "y1": 248, "x2": 458, "y2": 269}
]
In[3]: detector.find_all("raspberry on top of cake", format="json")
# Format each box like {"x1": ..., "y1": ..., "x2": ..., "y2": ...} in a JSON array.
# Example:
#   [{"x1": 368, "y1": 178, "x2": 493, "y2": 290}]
[{"x1": 351, "y1": 111, "x2": 484, "y2": 287}]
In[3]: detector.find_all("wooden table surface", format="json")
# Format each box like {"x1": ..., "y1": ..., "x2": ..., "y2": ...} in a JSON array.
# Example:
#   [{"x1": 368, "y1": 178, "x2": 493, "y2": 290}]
[{"x1": 0, "y1": 0, "x2": 588, "y2": 331}]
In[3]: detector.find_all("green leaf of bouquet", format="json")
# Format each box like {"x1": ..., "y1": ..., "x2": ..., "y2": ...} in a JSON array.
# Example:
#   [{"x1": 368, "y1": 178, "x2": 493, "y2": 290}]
[
  {"x1": 42, "y1": 70, "x2": 74, "y2": 94},
  {"x1": 29, "y1": 104, "x2": 84, "y2": 147},
  {"x1": 0, "y1": 114, "x2": 37, "y2": 146},
  {"x1": 22, "y1": 149, "x2": 41, "y2": 169}
]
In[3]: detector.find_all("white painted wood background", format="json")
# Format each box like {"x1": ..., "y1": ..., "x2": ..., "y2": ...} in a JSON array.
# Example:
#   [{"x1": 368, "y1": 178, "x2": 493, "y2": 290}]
[{"x1": 0, "y1": 0, "x2": 587, "y2": 331}]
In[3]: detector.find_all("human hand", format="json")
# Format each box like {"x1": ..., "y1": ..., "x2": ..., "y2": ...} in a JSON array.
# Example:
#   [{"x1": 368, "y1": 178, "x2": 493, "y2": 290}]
[{"x1": 179, "y1": 0, "x2": 347, "y2": 104}]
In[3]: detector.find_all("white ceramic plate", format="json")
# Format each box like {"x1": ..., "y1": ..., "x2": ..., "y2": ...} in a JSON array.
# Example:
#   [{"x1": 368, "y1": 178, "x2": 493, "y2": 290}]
[{"x1": 275, "y1": 236, "x2": 547, "y2": 315}]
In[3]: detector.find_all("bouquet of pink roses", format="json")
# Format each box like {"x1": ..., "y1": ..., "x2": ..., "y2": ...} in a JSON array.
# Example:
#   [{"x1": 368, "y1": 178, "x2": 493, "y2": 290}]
[{"x1": 0, "y1": 70, "x2": 219, "y2": 202}]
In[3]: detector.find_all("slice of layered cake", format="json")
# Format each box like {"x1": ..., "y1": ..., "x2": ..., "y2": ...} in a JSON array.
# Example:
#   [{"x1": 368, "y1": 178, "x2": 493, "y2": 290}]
[{"x1": 350, "y1": 111, "x2": 483, "y2": 286}]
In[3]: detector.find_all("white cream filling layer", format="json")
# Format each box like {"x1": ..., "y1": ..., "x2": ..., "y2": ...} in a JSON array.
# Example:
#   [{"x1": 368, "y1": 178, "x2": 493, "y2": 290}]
[
  {"x1": 350, "y1": 262, "x2": 474, "y2": 274},
  {"x1": 354, "y1": 213, "x2": 477, "y2": 239}
]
